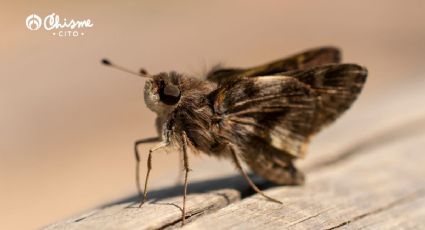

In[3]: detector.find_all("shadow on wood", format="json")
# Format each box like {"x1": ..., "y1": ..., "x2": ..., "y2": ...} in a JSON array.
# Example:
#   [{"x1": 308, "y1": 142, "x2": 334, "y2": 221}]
[{"x1": 104, "y1": 173, "x2": 284, "y2": 208}]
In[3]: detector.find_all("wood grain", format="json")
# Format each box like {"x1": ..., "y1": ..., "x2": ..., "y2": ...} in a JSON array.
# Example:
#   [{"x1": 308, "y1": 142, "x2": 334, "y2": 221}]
[
  {"x1": 43, "y1": 189, "x2": 239, "y2": 230},
  {"x1": 338, "y1": 193, "x2": 425, "y2": 229}
]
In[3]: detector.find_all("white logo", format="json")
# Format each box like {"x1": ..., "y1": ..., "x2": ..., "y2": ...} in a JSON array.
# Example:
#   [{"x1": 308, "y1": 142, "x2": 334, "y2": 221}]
[
  {"x1": 26, "y1": 14, "x2": 42, "y2": 30},
  {"x1": 25, "y1": 13, "x2": 94, "y2": 37}
]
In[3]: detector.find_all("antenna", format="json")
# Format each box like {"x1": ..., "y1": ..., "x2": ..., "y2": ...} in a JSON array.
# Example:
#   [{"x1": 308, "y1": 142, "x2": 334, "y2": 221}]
[{"x1": 101, "y1": 58, "x2": 152, "y2": 78}]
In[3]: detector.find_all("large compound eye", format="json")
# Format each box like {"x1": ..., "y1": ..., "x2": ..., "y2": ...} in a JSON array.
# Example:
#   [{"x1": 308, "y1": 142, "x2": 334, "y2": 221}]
[{"x1": 159, "y1": 81, "x2": 181, "y2": 105}]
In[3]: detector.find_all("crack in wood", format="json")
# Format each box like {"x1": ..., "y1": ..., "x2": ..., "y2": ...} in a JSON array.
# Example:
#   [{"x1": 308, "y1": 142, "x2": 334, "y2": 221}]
[
  {"x1": 287, "y1": 208, "x2": 333, "y2": 227},
  {"x1": 325, "y1": 188, "x2": 425, "y2": 230},
  {"x1": 157, "y1": 209, "x2": 205, "y2": 230},
  {"x1": 158, "y1": 192, "x2": 236, "y2": 229}
]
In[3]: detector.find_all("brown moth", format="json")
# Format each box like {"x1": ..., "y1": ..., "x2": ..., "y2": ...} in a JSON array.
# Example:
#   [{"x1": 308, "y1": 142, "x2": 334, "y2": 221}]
[{"x1": 101, "y1": 46, "x2": 368, "y2": 225}]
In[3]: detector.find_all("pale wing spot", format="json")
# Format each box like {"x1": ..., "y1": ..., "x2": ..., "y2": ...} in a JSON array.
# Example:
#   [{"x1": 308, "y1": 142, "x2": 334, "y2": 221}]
[
  {"x1": 243, "y1": 122, "x2": 255, "y2": 133},
  {"x1": 270, "y1": 125, "x2": 302, "y2": 157},
  {"x1": 255, "y1": 76, "x2": 293, "y2": 81}
]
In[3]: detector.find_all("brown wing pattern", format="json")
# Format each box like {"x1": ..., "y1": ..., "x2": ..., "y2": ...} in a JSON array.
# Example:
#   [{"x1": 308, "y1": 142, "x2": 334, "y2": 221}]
[
  {"x1": 207, "y1": 46, "x2": 341, "y2": 83},
  {"x1": 214, "y1": 76, "x2": 317, "y2": 159},
  {"x1": 214, "y1": 64, "x2": 367, "y2": 160},
  {"x1": 277, "y1": 64, "x2": 368, "y2": 132},
  {"x1": 209, "y1": 49, "x2": 367, "y2": 185}
]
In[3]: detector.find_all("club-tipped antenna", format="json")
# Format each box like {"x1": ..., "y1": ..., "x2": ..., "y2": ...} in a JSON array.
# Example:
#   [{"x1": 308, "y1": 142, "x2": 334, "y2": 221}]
[{"x1": 101, "y1": 58, "x2": 152, "y2": 78}]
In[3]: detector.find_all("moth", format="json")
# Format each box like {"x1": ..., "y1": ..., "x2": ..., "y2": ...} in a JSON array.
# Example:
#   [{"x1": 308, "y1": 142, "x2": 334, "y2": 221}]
[{"x1": 101, "y1": 46, "x2": 367, "y2": 225}]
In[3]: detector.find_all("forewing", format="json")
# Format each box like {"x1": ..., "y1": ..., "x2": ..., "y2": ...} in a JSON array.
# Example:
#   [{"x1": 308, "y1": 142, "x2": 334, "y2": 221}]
[
  {"x1": 276, "y1": 64, "x2": 368, "y2": 132},
  {"x1": 214, "y1": 76, "x2": 317, "y2": 158},
  {"x1": 207, "y1": 46, "x2": 341, "y2": 83}
]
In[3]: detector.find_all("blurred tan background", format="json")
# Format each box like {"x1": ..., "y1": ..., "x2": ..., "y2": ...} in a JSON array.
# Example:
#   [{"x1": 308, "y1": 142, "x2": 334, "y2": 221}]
[{"x1": 1, "y1": 0, "x2": 424, "y2": 229}]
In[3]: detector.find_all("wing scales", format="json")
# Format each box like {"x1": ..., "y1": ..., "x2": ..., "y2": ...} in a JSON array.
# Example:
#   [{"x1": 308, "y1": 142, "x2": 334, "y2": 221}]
[{"x1": 214, "y1": 64, "x2": 367, "y2": 158}]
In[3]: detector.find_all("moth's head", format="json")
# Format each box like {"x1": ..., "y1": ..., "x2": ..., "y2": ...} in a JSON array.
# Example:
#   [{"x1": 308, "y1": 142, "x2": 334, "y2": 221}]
[
  {"x1": 101, "y1": 59, "x2": 184, "y2": 115},
  {"x1": 144, "y1": 72, "x2": 183, "y2": 115}
]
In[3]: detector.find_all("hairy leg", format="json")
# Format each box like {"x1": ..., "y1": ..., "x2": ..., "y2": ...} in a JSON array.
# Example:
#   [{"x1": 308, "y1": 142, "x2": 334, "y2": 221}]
[
  {"x1": 137, "y1": 140, "x2": 167, "y2": 207},
  {"x1": 134, "y1": 137, "x2": 161, "y2": 203}
]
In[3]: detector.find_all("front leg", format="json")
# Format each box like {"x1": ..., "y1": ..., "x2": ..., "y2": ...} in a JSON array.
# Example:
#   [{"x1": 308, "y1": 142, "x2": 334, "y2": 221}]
[
  {"x1": 139, "y1": 141, "x2": 169, "y2": 207},
  {"x1": 134, "y1": 137, "x2": 161, "y2": 205}
]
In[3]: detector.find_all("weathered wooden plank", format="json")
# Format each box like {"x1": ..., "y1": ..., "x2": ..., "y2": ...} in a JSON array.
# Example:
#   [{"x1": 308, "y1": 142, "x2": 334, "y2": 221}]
[
  {"x1": 338, "y1": 192, "x2": 425, "y2": 230},
  {"x1": 182, "y1": 131, "x2": 425, "y2": 229},
  {"x1": 43, "y1": 189, "x2": 239, "y2": 230}
]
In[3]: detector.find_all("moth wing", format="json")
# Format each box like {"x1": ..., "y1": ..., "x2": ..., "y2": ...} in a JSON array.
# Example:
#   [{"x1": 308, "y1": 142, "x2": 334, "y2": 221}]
[
  {"x1": 207, "y1": 46, "x2": 341, "y2": 83},
  {"x1": 214, "y1": 63, "x2": 367, "y2": 158},
  {"x1": 277, "y1": 63, "x2": 368, "y2": 132},
  {"x1": 214, "y1": 76, "x2": 317, "y2": 158}
]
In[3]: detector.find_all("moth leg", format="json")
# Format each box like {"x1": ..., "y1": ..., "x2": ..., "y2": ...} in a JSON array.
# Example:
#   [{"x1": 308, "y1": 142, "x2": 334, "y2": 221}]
[
  {"x1": 229, "y1": 145, "x2": 282, "y2": 204},
  {"x1": 134, "y1": 137, "x2": 161, "y2": 205},
  {"x1": 181, "y1": 131, "x2": 191, "y2": 226},
  {"x1": 139, "y1": 141, "x2": 168, "y2": 207}
]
